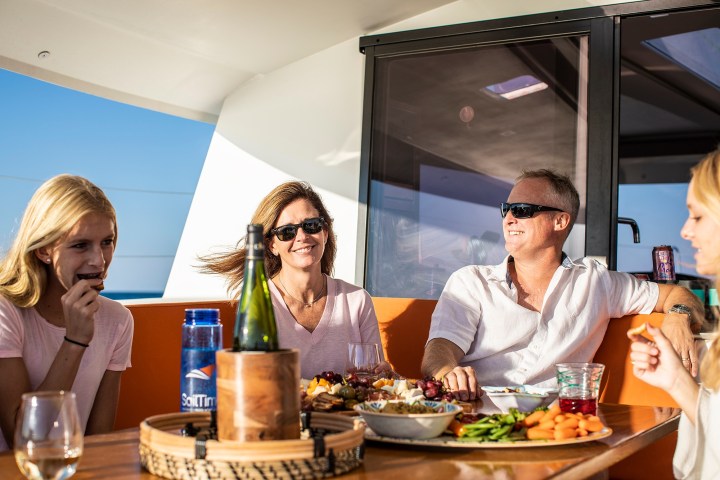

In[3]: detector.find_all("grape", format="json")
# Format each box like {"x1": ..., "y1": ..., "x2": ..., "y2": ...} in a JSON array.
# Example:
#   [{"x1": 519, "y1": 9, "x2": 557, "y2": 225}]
[
  {"x1": 333, "y1": 373, "x2": 343, "y2": 384},
  {"x1": 416, "y1": 380, "x2": 426, "y2": 390},
  {"x1": 424, "y1": 387, "x2": 438, "y2": 398},
  {"x1": 442, "y1": 392, "x2": 455, "y2": 402}
]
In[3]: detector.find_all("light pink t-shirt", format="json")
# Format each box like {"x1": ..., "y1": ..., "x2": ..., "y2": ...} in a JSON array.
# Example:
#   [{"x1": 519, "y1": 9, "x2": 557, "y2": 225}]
[
  {"x1": 269, "y1": 276, "x2": 384, "y2": 379},
  {"x1": 0, "y1": 295, "x2": 133, "y2": 451}
]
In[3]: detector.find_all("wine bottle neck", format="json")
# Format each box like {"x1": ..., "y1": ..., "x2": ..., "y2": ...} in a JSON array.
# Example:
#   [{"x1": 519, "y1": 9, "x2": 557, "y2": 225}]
[{"x1": 246, "y1": 231, "x2": 265, "y2": 259}]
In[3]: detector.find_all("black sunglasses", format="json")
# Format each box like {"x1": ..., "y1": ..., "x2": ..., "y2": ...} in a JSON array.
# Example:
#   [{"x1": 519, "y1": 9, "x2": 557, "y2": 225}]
[
  {"x1": 501, "y1": 202, "x2": 564, "y2": 219},
  {"x1": 267, "y1": 217, "x2": 326, "y2": 241}
]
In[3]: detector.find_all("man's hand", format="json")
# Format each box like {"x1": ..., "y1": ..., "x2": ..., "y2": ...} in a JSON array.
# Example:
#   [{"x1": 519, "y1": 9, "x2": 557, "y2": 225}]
[
  {"x1": 654, "y1": 284, "x2": 704, "y2": 376},
  {"x1": 660, "y1": 314, "x2": 697, "y2": 377},
  {"x1": 441, "y1": 366, "x2": 479, "y2": 401},
  {"x1": 422, "y1": 338, "x2": 479, "y2": 400}
]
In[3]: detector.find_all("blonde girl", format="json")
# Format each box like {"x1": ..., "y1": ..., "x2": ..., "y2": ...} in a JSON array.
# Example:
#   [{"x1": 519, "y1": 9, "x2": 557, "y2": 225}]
[
  {"x1": 629, "y1": 149, "x2": 720, "y2": 479},
  {"x1": 0, "y1": 174, "x2": 133, "y2": 450}
]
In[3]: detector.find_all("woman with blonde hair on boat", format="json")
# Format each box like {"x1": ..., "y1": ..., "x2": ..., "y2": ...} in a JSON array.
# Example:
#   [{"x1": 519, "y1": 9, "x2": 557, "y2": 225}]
[
  {"x1": 628, "y1": 149, "x2": 720, "y2": 479},
  {"x1": 0, "y1": 174, "x2": 133, "y2": 451},
  {"x1": 202, "y1": 181, "x2": 390, "y2": 379}
]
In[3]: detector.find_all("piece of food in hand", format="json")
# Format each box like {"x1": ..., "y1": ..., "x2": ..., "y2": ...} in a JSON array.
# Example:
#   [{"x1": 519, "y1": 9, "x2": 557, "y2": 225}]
[
  {"x1": 77, "y1": 272, "x2": 105, "y2": 291},
  {"x1": 627, "y1": 323, "x2": 647, "y2": 337}
]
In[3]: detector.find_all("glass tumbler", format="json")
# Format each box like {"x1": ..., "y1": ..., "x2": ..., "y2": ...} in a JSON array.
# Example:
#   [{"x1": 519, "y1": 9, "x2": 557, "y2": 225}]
[
  {"x1": 346, "y1": 342, "x2": 380, "y2": 378},
  {"x1": 555, "y1": 363, "x2": 605, "y2": 415}
]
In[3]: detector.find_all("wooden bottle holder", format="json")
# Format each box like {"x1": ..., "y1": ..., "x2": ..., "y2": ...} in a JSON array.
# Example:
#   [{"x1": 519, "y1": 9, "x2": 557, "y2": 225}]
[{"x1": 216, "y1": 348, "x2": 300, "y2": 442}]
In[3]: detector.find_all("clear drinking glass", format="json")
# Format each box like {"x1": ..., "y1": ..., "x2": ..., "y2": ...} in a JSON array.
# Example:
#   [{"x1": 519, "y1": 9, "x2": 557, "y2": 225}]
[
  {"x1": 14, "y1": 391, "x2": 83, "y2": 480},
  {"x1": 346, "y1": 342, "x2": 380, "y2": 378},
  {"x1": 555, "y1": 363, "x2": 605, "y2": 416}
]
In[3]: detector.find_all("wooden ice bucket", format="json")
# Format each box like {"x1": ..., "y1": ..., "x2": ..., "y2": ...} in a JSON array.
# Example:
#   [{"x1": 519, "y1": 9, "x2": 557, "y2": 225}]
[{"x1": 216, "y1": 348, "x2": 300, "y2": 442}]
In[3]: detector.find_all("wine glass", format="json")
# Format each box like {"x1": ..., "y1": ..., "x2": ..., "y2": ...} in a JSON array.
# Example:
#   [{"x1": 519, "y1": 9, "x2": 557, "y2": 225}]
[
  {"x1": 14, "y1": 391, "x2": 83, "y2": 480},
  {"x1": 346, "y1": 342, "x2": 380, "y2": 378}
]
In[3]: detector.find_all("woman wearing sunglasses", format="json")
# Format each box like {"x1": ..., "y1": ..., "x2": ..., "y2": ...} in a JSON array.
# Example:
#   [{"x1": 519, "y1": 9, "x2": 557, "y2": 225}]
[
  {"x1": 202, "y1": 181, "x2": 389, "y2": 379},
  {"x1": 629, "y1": 149, "x2": 720, "y2": 479}
]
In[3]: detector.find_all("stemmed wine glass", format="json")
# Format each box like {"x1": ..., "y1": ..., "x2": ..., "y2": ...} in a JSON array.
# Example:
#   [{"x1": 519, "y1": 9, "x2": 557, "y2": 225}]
[
  {"x1": 14, "y1": 391, "x2": 83, "y2": 480},
  {"x1": 346, "y1": 342, "x2": 380, "y2": 378}
]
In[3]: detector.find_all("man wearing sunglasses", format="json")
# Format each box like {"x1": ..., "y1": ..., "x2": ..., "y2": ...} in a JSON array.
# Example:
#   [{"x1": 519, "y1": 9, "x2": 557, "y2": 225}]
[{"x1": 422, "y1": 169, "x2": 704, "y2": 401}]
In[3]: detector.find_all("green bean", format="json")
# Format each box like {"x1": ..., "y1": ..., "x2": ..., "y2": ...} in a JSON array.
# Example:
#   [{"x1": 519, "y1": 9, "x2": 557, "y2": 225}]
[{"x1": 456, "y1": 407, "x2": 546, "y2": 442}]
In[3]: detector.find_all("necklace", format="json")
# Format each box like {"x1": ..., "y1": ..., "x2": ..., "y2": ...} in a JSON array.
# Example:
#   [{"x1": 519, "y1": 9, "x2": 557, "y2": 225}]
[{"x1": 278, "y1": 276, "x2": 327, "y2": 308}]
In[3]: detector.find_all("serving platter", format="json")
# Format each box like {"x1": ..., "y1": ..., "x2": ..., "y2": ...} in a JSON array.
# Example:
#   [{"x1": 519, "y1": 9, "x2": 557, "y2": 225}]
[{"x1": 364, "y1": 427, "x2": 612, "y2": 449}]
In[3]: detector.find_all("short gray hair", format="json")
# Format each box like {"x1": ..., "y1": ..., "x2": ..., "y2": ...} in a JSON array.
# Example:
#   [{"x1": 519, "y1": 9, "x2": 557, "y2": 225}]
[{"x1": 516, "y1": 169, "x2": 579, "y2": 228}]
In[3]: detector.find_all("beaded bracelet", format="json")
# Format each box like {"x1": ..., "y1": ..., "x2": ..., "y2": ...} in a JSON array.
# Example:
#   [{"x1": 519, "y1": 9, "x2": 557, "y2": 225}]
[{"x1": 64, "y1": 336, "x2": 90, "y2": 348}]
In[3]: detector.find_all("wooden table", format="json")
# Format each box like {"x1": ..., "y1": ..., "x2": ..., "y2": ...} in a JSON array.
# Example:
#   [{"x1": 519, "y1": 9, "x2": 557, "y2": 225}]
[{"x1": 0, "y1": 404, "x2": 679, "y2": 479}]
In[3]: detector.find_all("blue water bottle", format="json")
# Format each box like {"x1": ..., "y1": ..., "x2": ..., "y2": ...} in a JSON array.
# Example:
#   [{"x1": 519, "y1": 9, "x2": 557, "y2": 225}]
[{"x1": 181, "y1": 308, "x2": 222, "y2": 412}]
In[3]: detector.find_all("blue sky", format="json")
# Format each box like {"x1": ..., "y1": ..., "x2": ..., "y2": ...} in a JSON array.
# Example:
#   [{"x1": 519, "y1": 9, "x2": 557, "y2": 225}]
[{"x1": 0, "y1": 68, "x2": 215, "y2": 297}]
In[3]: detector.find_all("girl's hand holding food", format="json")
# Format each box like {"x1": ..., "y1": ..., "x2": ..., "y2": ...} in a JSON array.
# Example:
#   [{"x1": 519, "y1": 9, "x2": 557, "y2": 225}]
[
  {"x1": 628, "y1": 323, "x2": 687, "y2": 392},
  {"x1": 61, "y1": 279, "x2": 100, "y2": 346}
]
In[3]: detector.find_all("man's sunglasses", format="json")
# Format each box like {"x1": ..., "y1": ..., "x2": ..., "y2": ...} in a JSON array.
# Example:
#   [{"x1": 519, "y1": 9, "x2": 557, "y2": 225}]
[
  {"x1": 501, "y1": 202, "x2": 564, "y2": 219},
  {"x1": 267, "y1": 217, "x2": 326, "y2": 241}
]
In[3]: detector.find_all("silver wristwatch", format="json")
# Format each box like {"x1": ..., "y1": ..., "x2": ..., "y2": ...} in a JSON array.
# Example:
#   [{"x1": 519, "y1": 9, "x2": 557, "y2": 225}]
[{"x1": 667, "y1": 304, "x2": 692, "y2": 316}]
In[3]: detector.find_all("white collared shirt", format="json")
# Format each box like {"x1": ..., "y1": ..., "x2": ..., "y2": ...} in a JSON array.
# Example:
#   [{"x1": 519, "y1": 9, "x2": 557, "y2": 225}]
[{"x1": 427, "y1": 255, "x2": 659, "y2": 387}]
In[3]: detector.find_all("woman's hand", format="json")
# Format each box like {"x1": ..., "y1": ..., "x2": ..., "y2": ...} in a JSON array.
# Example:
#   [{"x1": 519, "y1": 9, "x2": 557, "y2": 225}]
[
  {"x1": 628, "y1": 324, "x2": 688, "y2": 392},
  {"x1": 627, "y1": 323, "x2": 701, "y2": 423},
  {"x1": 61, "y1": 280, "x2": 100, "y2": 345}
]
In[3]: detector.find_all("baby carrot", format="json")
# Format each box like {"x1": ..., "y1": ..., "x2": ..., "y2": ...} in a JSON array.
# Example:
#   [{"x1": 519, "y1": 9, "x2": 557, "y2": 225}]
[
  {"x1": 581, "y1": 420, "x2": 605, "y2": 432},
  {"x1": 527, "y1": 427, "x2": 555, "y2": 440},
  {"x1": 538, "y1": 404, "x2": 561, "y2": 424},
  {"x1": 554, "y1": 428, "x2": 577, "y2": 440},
  {"x1": 555, "y1": 417, "x2": 579, "y2": 430},
  {"x1": 523, "y1": 410, "x2": 545, "y2": 427},
  {"x1": 538, "y1": 420, "x2": 556, "y2": 430}
]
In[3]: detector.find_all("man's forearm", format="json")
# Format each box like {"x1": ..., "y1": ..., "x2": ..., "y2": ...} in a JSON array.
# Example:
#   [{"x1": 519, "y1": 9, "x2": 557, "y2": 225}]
[
  {"x1": 657, "y1": 284, "x2": 705, "y2": 332},
  {"x1": 421, "y1": 338, "x2": 464, "y2": 378}
]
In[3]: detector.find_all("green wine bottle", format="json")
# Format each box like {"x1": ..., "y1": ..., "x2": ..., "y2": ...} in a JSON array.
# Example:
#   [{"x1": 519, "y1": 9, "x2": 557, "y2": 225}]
[{"x1": 233, "y1": 224, "x2": 279, "y2": 351}]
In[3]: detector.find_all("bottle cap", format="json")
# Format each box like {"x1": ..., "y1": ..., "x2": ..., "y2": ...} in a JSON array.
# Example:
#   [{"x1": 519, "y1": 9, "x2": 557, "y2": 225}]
[
  {"x1": 248, "y1": 224, "x2": 263, "y2": 234},
  {"x1": 184, "y1": 308, "x2": 220, "y2": 324}
]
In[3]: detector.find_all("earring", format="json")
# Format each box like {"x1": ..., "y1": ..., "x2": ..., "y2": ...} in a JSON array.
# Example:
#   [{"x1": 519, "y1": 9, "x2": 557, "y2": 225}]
[{"x1": 45, "y1": 258, "x2": 51, "y2": 264}]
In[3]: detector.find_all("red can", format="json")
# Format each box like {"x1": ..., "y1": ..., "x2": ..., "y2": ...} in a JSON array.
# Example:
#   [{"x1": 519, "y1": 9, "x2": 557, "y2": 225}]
[{"x1": 652, "y1": 245, "x2": 676, "y2": 282}]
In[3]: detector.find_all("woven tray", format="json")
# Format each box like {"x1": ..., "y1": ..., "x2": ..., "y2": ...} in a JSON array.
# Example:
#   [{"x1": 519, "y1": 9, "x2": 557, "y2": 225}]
[{"x1": 139, "y1": 411, "x2": 365, "y2": 480}]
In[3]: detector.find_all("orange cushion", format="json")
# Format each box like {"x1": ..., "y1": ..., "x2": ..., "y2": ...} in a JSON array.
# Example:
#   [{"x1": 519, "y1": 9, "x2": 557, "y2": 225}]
[
  {"x1": 372, "y1": 297, "x2": 435, "y2": 379},
  {"x1": 595, "y1": 313, "x2": 678, "y2": 408},
  {"x1": 115, "y1": 300, "x2": 235, "y2": 430}
]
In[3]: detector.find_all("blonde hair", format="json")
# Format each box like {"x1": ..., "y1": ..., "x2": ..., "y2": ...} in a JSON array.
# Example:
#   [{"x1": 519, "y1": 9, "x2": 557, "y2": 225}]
[
  {"x1": 200, "y1": 181, "x2": 336, "y2": 298},
  {"x1": 0, "y1": 175, "x2": 117, "y2": 308},
  {"x1": 689, "y1": 149, "x2": 720, "y2": 390}
]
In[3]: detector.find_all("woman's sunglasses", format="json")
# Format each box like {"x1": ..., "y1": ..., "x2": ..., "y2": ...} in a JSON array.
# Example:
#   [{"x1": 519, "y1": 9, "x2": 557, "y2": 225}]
[
  {"x1": 267, "y1": 217, "x2": 326, "y2": 242},
  {"x1": 501, "y1": 202, "x2": 564, "y2": 219}
]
